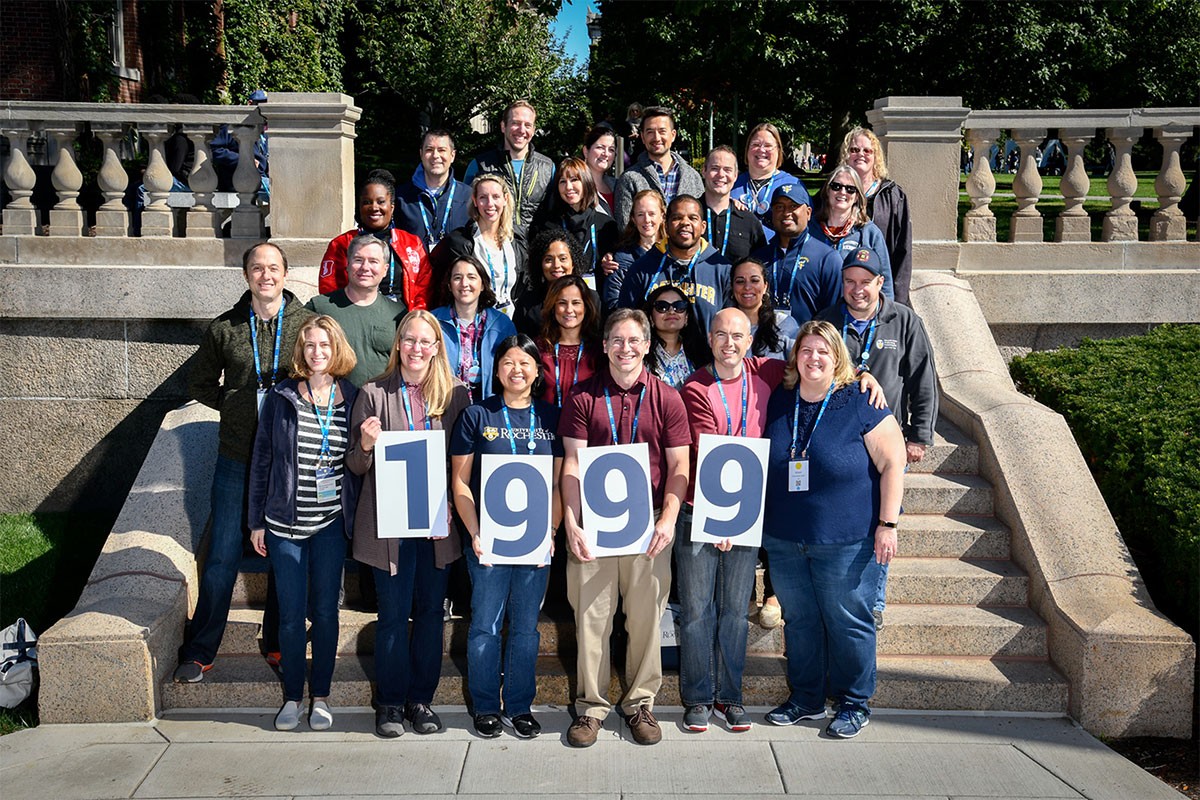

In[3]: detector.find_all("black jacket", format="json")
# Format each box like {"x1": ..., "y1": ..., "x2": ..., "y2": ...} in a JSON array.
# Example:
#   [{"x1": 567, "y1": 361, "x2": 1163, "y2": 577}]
[
  {"x1": 867, "y1": 180, "x2": 913, "y2": 307},
  {"x1": 428, "y1": 221, "x2": 529, "y2": 305},
  {"x1": 469, "y1": 144, "x2": 555, "y2": 234}
]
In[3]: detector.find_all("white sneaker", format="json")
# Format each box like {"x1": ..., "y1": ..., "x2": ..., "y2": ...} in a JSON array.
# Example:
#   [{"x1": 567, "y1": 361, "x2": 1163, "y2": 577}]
[
  {"x1": 309, "y1": 699, "x2": 333, "y2": 731},
  {"x1": 275, "y1": 700, "x2": 301, "y2": 731}
]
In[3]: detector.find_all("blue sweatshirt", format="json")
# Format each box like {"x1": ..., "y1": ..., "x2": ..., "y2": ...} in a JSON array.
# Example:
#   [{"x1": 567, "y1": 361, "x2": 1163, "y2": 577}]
[
  {"x1": 807, "y1": 219, "x2": 894, "y2": 300},
  {"x1": 617, "y1": 241, "x2": 731, "y2": 333},
  {"x1": 395, "y1": 167, "x2": 472, "y2": 252},
  {"x1": 751, "y1": 234, "x2": 842, "y2": 326}
]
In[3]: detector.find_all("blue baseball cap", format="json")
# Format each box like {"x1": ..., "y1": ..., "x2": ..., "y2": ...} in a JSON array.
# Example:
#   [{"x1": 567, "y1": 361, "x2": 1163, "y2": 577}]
[
  {"x1": 248, "y1": 90, "x2": 268, "y2": 104},
  {"x1": 842, "y1": 246, "x2": 886, "y2": 277},
  {"x1": 769, "y1": 178, "x2": 811, "y2": 207}
]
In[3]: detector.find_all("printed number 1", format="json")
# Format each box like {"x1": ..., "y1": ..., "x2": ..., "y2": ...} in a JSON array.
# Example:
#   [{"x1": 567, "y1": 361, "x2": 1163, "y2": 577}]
[{"x1": 384, "y1": 440, "x2": 429, "y2": 529}]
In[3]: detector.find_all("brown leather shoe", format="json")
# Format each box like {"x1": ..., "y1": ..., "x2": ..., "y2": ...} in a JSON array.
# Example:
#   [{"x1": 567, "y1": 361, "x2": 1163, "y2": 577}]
[
  {"x1": 567, "y1": 715, "x2": 602, "y2": 747},
  {"x1": 626, "y1": 705, "x2": 661, "y2": 745}
]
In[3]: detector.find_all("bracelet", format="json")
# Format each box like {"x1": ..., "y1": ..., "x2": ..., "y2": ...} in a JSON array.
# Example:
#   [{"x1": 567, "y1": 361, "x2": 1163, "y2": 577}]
[{"x1": 877, "y1": 519, "x2": 898, "y2": 529}]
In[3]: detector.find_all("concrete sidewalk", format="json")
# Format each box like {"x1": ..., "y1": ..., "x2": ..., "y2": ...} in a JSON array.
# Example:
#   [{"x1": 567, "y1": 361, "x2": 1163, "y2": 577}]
[{"x1": 0, "y1": 707, "x2": 1185, "y2": 799}]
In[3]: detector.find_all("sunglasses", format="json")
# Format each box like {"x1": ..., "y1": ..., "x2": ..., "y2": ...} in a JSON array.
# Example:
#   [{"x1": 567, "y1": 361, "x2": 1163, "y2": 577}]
[
  {"x1": 829, "y1": 181, "x2": 859, "y2": 196},
  {"x1": 652, "y1": 299, "x2": 690, "y2": 313}
]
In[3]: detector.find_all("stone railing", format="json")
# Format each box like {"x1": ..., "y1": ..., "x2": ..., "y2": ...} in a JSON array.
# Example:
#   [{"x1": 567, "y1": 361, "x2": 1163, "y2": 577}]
[{"x1": 1, "y1": 92, "x2": 361, "y2": 242}]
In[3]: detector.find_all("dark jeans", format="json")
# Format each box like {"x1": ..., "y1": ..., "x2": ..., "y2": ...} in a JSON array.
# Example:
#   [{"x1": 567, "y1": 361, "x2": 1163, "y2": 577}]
[
  {"x1": 763, "y1": 534, "x2": 877, "y2": 713},
  {"x1": 182, "y1": 455, "x2": 279, "y2": 665},
  {"x1": 463, "y1": 548, "x2": 549, "y2": 716},
  {"x1": 267, "y1": 519, "x2": 345, "y2": 701},
  {"x1": 372, "y1": 538, "x2": 451, "y2": 707},
  {"x1": 674, "y1": 505, "x2": 758, "y2": 706}
]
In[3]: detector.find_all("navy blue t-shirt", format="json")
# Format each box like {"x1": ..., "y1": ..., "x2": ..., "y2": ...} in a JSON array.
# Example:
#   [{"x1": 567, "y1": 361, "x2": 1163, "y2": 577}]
[
  {"x1": 762, "y1": 383, "x2": 890, "y2": 544},
  {"x1": 449, "y1": 396, "x2": 563, "y2": 501}
]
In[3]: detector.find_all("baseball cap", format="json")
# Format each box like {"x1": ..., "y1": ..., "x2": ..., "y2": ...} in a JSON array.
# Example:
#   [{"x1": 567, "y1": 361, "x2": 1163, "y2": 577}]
[{"x1": 842, "y1": 246, "x2": 886, "y2": 277}]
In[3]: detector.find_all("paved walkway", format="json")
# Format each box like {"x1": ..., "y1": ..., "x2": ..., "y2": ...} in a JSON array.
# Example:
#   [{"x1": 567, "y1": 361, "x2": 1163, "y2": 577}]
[{"x1": 0, "y1": 707, "x2": 1184, "y2": 799}]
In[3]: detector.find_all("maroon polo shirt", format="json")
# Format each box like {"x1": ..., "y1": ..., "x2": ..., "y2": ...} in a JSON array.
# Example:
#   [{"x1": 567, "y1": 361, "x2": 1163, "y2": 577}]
[{"x1": 559, "y1": 363, "x2": 692, "y2": 507}]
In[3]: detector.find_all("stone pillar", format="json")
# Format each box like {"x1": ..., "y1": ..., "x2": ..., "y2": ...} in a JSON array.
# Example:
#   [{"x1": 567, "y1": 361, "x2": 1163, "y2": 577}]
[
  {"x1": 866, "y1": 96, "x2": 970, "y2": 243},
  {"x1": 258, "y1": 92, "x2": 363, "y2": 239},
  {"x1": 45, "y1": 124, "x2": 85, "y2": 236},
  {"x1": 1101, "y1": 127, "x2": 1140, "y2": 242},
  {"x1": 2, "y1": 125, "x2": 39, "y2": 236},
  {"x1": 92, "y1": 124, "x2": 131, "y2": 237},
  {"x1": 961, "y1": 127, "x2": 999, "y2": 242},
  {"x1": 140, "y1": 125, "x2": 177, "y2": 237},
  {"x1": 1150, "y1": 125, "x2": 1190, "y2": 242},
  {"x1": 1055, "y1": 129, "x2": 1093, "y2": 243},
  {"x1": 184, "y1": 125, "x2": 221, "y2": 238},
  {"x1": 229, "y1": 124, "x2": 265, "y2": 238},
  {"x1": 1009, "y1": 129, "x2": 1046, "y2": 242}
]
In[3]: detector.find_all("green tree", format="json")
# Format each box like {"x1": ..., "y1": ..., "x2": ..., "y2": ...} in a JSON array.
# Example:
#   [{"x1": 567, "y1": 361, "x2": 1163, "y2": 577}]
[{"x1": 222, "y1": 0, "x2": 348, "y2": 102}]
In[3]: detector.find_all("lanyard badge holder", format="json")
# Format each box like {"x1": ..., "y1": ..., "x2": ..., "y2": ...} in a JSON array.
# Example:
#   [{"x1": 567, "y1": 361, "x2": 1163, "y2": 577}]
[
  {"x1": 250, "y1": 299, "x2": 286, "y2": 414},
  {"x1": 705, "y1": 207, "x2": 731, "y2": 257},
  {"x1": 419, "y1": 180, "x2": 456, "y2": 250},
  {"x1": 484, "y1": 248, "x2": 511, "y2": 311},
  {"x1": 501, "y1": 403, "x2": 539, "y2": 454},
  {"x1": 788, "y1": 381, "x2": 834, "y2": 492},
  {"x1": 309, "y1": 380, "x2": 339, "y2": 502}
]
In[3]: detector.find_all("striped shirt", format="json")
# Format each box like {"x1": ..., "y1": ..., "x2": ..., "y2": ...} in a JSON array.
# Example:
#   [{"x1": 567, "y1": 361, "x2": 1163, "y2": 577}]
[{"x1": 266, "y1": 396, "x2": 349, "y2": 540}]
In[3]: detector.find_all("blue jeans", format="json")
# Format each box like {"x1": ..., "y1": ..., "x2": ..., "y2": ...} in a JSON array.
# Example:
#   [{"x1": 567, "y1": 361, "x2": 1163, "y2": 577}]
[
  {"x1": 182, "y1": 455, "x2": 279, "y2": 665},
  {"x1": 464, "y1": 548, "x2": 549, "y2": 716},
  {"x1": 674, "y1": 505, "x2": 758, "y2": 706},
  {"x1": 762, "y1": 534, "x2": 877, "y2": 713},
  {"x1": 372, "y1": 538, "x2": 451, "y2": 707},
  {"x1": 873, "y1": 561, "x2": 888, "y2": 613},
  {"x1": 267, "y1": 519, "x2": 345, "y2": 701}
]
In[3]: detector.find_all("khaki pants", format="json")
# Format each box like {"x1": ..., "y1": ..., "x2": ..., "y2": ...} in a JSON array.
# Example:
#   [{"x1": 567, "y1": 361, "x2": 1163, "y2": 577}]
[{"x1": 566, "y1": 540, "x2": 674, "y2": 720}]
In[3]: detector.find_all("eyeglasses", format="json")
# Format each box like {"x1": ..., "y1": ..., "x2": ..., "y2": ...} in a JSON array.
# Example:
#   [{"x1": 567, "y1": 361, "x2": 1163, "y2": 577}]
[
  {"x1": 848, "y1": 146, "x2": 874, "y2": 156},
  {"x1": 829, "y1": 181, "x2": 858, "y2": 196},
  {"x1": 749, "y1": 142, "x2": 777, "y2": 152},
  {"x1": 400, "y1": 335, "x2": 437, "y2": 351},
  {"x1": 608, "y1": 337, "x2": 646, "y2": 348},
  {"x1": 652, "y1": 299, "x2": 689, "y2": 313}
]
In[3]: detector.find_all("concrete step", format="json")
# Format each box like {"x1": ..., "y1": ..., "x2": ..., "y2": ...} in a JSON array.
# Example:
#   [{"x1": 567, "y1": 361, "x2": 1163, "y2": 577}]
[
  {"x1": 877, "y1": 605, "x2": 1046, "y2": 657},
  {"x1": 886, "y1": 558, "x2": 1028, "y2": 606},
  {"x1": 901, "y1": 472, "x2": 994, "y2": 515},
  {"x1": 908, "y1": 418, "x2": 980, "y2": 475},
  {"x1": 898, "y1": 514, "x2": 1010, "y2": 558},
  {"x1": 162, "y1": 652, "x2": 1067, "y2": 714}
]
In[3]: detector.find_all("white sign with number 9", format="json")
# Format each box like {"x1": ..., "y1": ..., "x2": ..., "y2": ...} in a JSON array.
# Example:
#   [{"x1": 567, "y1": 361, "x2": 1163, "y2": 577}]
[
  {"x1": 479, "y1": 454, "x2": 554, "y2": 565},
  {"x1": 578, "y1": 442, "x2": 654, "y2": 557},
  {"x1": 690, "y1": 433, "x2": 769, "y2": 548}
]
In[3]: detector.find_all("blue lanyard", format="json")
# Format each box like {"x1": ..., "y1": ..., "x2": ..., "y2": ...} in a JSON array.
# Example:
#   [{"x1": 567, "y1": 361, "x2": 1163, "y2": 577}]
[
  {"x1": 645, "y1": 250, "x2": 700, "y2": 301},
  {"x1": 418, "y1": 180, "x2": 456, "y2": 248},
  {"x1": 742, "y1": 171, "x2": 777, "y2": 216},
  {"x1": 306, "y1": 380, "x2": 337, "y2": 457},
  {"x1": 455, "y1": 311, "x2": 484, "y2": 393},
  {"x1": 483, "y1": 246, "x2": 509, "y2": 300},
  {"x1": 772, "y1": 233, "x2": 809, "y2": 307},
  {"x1": 400, "y1": 382, "x2": 431, "y2": 431},
  {"x1": 561, "y1": 220, "x2": 599, "y2": 272},
  {"x1": 714, "y1": 365, "x2": 749, "y2": 437},
  {"x1": 249, "y1": 299, "x2": 286, "y2": 390},
  {"x1": 841, "y1": 304, "x2": 879, "y2": 373},
  {"x1": 705, "y1": 207, "x2": 731, "y2": 256},
  {"x1": 790, "y1": 381, "x2": 835, "y2": 459},
  {"x1": 554, "y1": 343, "x2": 580, "y2": 408},
  {"x1": 604, "y1": 384, "x2": 645, "y2": 445},
  {"x1": 501, "y1": 402, "x2": 538, "y2": 454}
]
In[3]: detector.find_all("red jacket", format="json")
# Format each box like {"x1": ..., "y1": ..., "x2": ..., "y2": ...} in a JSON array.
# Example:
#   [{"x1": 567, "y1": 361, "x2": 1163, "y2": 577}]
[{"x1": 318, "y1": 227, "x2": 433, "y2": 310}]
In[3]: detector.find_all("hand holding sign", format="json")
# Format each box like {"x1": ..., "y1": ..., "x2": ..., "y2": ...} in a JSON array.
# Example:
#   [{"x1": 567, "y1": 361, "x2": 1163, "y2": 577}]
[
  {"x1": 691, "y1": 434, "x2": 768, "y2": 548},
  {"x1": 578, "y1": 443, "x2": 654, "y2": 557},
  {"x1": 479, "y1": 454, "x2": 554, "y2": 565}
]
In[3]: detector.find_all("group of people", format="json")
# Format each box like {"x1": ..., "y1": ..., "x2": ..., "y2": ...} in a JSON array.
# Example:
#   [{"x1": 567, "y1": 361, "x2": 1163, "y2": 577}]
[{"x1": 174, "y1": 97, "x2": 938, "y2": 746}]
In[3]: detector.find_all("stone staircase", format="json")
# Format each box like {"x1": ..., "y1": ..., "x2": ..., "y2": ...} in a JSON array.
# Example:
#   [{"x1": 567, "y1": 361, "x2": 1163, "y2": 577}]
[{"x1": 162, "y1": 417, "x2": 1069, "y2": 713}]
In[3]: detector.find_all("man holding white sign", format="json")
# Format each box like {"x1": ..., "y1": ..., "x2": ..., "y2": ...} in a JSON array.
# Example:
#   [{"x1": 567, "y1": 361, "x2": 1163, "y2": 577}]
[
  {"x1": 559, "y1": 308, "x2": 691, "y2": 747},
  {"x1": 677, "y1": 308, "x2": 785, "y2": 733}
]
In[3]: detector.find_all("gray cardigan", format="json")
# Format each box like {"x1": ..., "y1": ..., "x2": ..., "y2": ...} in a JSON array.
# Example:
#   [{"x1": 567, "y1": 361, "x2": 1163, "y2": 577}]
[{"x1": 613, "y1": 151, "x2": 704, "y2": 228}]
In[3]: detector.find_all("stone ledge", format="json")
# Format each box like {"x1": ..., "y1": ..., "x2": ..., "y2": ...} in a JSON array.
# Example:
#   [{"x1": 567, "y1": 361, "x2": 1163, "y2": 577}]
[
  {"x1": 911, "y1": 271, "x2": 1195, "y2": 738},
  {"x1": 912, "y1": 241, "x2": 1200, "y2": 271},
  {"x1": 0, "y1": 235, "x2": 333, "y2": 268}
]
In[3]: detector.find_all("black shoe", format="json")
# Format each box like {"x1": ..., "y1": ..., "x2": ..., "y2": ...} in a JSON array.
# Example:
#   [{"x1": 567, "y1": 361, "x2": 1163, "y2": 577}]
[
  {"x1": 404, "y1": 702, "x2": 442, "y2": 734},
  {"x1": 473, "y1": 713, "x2": 502, "y2": 738},
  {"x1": 375, "y1": 705, "x2": 405, "y2": 738},
  {"x1": 503, "y1": 712, "x2": 541, "y2": 739}
]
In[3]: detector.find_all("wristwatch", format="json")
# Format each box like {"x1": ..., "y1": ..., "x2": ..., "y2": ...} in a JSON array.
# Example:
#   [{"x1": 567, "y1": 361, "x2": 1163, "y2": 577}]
[{"x1": 877, "y1": 519, "x2": 898, "y2": 529}]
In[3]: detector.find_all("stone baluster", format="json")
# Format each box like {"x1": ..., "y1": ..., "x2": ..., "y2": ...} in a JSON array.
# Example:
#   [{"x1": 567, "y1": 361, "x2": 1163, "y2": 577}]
[
  {"x1": 1054, "y1": 129, "x2": 1094, "y2": 242},
  {"x1": 92, "y1": 123, "x2": 131, "y2": 237},
  {"x1": 961, "y1": 127, "x2": 999, "y2": 242},
  {"x1": 139, "y1": 124, "x2": 177, "y2": 237},
  {"x1": 229, "y1": 124, "x2": 264, "y2": 238},
  {"x1": 1150, "y1": 125, "x2": 1190, "y2": 242},
  {"x1": 1008, "y1": 129, "x2": 1045, "y2": 242},
  {"x1": 2, "y1": 125, "x2": 39, "y2": 236},
  {"x1": 1101, "y1": 127, "x2": 1140, "y2": 242},
  {"x1": 183, "y1": 124, "x2": 221, "y2": 237},
  {"x1": 44, "y1": 124, "x2": 85, "y2": 236}
]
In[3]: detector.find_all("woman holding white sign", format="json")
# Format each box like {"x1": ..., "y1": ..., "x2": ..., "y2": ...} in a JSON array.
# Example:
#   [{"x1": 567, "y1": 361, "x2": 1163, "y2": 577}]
[
  {"x1": 432, "y1": 255, "x2": 517, "y2": 402},
  {"x1": 760, "y1": 320, "x2": 905, "y2": 739},
  {"x1": 348, "y1": 309, "x2": 472, "y2": 739},
  {"x1": 450, "y1": 334, "x2": 564, "y2": 739}
]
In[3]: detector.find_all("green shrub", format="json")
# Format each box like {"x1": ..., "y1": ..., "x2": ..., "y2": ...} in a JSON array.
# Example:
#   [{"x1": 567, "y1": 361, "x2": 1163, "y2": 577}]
[{"x1": 1010, "y1": 325, "x2": 1200, "y2": 637}]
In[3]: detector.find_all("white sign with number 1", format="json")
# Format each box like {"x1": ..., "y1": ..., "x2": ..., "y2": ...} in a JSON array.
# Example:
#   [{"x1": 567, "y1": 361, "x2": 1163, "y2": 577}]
[
  {"x1": 691, "y1": 433, "x2": 769, "y2": 548},
  {"x1": 374, "y1": 430, "x2": 449, "y2": 539}
]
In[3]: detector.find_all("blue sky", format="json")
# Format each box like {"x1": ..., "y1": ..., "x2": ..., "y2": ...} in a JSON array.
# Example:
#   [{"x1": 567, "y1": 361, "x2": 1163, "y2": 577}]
[{"x1": 551, "y1": 1, "x2": 593, "y2": 66}]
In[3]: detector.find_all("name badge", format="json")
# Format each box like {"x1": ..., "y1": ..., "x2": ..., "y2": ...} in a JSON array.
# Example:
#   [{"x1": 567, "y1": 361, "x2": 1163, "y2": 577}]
[
  {"x1": 583, "y1": 274, "x2": 597, "y2": 291},
  {"x1": 256, "y1": 389, "x2": 268, "y2": 414},
  {"x1": 788, "y1": 459, "x2": 809, "y2": 492},
  {"x1": 315, "y1": 464, "x2": 338, "y2": 502}
]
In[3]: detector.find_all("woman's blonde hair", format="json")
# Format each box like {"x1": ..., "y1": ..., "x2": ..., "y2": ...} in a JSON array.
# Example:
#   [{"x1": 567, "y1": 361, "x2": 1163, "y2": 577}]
[
  {"x1": 468, "y1": 174, "x2": 515, "y2": 244},
  {"x1": 380, "y1": 310, "x2": 456, "y2": 417},
  {"x1": 617, "y1": 188, "x2": 667, "y2": 247},
  {"x1": 745, "y1": 122, "x2": 785, "y2": 171},
  {"x1": 782, "y1": 320, "x2": 857, "y2": 392},
  {"x1": 291, "y1": 315, "x2": 357, "y2": 379},
  {"x1": 819, "y1": 166, "x2": 870, "y2": 228},
  {"x1": 839, "y1": 126, "x2": 888, "y2": 181}
]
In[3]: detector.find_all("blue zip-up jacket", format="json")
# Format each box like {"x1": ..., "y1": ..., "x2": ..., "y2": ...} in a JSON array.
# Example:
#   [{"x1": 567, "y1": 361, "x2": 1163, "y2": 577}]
[
  {"x1": 395, "y1": 167, "x2": 471, "y2": 252},
  {"x1": 617, "y1": 240, "x2": 731, "y2": 333},
  {"x1": 432, "y1": 305, "x2": 518, "y2": 399},
  {"x1": 807, "y1": 219, "x2": 894, "y2": 300},
  {"x1": 248, "y1": 378, "x2": 361, "y2": 537},
  {"x1": 601, "y1": 243, "x2": 649, "y2": 311},
  {"x1": 751, "y1": 234, "x2": 842, "y2": 326},
  {"x1": 731, "y1": 169, "x2": 798, "y2": 242}
]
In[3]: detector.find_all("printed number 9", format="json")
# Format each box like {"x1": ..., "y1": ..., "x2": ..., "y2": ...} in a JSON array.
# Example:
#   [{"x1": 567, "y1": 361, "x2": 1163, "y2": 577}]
[
  {"x1": 484, "y1": 462, "x2": 549, "y2": 558},
  {"x1": 699, "y1": 443, "x2": 763, "y2": 538},
  {"x1": 583, "y1": 451, "x2": 651, "y2": 549}
]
